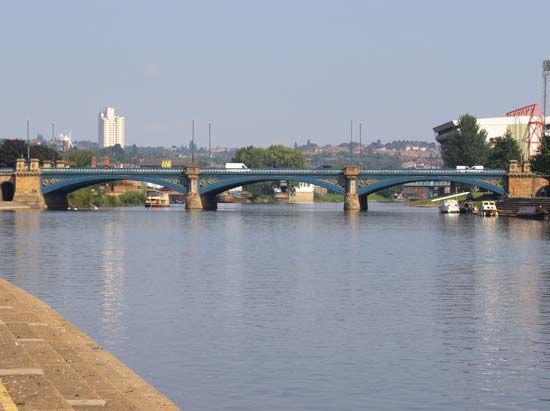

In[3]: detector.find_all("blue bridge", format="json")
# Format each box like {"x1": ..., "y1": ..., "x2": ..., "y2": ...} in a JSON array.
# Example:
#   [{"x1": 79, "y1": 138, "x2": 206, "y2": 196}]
[
  {"x1": 33, "y1": 165, "x2": 507, "y2": 210},
  {"x1": 3, "y1": 160, "x2": 536, "y2": 210}
]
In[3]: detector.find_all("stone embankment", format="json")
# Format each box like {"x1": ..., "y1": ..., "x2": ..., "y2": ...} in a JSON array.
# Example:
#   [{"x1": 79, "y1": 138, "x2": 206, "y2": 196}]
[
  {"x1": 0, "y1": 202, "x2": 33, "y2": 210},
  {"x1": 0, "y1": 278, "x2": 181, "y2": 411},
  {"x1": 496, "y1": 198, "x2": 550, "y2": 217}
]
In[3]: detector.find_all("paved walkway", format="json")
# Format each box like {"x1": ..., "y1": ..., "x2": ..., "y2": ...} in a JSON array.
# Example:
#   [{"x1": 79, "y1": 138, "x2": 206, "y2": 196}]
[{"x1": 0, "y1": 278, "x2": 181, "y2": 410}]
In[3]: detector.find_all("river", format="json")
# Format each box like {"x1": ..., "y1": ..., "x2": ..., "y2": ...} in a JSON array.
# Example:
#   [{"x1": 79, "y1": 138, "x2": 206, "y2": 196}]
[{"x1": 1, "y1": 203, "x2": 550, "y2": 410}]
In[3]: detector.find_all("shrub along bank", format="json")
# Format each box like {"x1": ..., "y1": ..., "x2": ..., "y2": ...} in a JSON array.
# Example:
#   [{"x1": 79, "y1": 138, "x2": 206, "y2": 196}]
[{"x1": 68, "y1": 187, "x2": 147, "y2": 208}]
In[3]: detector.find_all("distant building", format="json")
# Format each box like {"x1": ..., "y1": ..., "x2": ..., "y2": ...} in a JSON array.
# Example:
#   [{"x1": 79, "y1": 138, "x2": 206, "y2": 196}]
[
  {"x1": 59, "y1": 130, "x2": 73, "y2": 152},
  {"x1": 433, "y1": 104, "x2": 550, "y2": 161},
  {"x1": 98, "y1": 107, "x2": 125, "y2": 148},
  {"x1": 290, "y1": 181, "x2": 314, "y2": 203}
]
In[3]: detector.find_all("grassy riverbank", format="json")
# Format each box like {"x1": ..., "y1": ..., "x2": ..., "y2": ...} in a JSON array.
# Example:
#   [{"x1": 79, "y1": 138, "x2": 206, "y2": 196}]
[{"x1": 68, "y1": 188, "x2": 146, "y2": 208}]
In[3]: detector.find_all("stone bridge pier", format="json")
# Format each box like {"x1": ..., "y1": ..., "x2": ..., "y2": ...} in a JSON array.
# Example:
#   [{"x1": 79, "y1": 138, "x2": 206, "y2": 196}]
[
  {"x1": 343, "y1": 166, "x2": 366, "y2": 211},
  {"x1": 12, "y1": 158, "x2": 45, "y2": 208},
  {"x1": 201, "y1": 194, "x2": 218, "y2": 211},
  {"x1": 184, "y1": 166, "x2": 204, "y2": 210},
  {"x1": 505, "y1": 160, "x2": 549, "y2": 198}
]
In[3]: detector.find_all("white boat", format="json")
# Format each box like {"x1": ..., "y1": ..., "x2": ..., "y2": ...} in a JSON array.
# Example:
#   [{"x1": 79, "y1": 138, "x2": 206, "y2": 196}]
[
  {"x1": 145, "y1": 190, "x2": 170, "y2": 208},
  {"x1": 439, "y1": 199, "x2": 460, "y2": 213},
  {"x1": 480, "y1": 201, "x2": 498, "y2": 217}
]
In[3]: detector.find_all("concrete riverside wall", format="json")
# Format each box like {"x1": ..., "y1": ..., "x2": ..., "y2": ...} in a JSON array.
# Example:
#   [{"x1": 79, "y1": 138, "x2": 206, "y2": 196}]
[
  {"x1": 289, "y1": 191, "x2": 314, "y2": 203},
  {"x1": 0, "y1": 277, "x2": 181, "y2": 410}
]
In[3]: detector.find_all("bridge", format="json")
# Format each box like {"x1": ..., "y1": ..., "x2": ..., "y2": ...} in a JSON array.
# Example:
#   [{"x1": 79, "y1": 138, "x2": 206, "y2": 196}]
[{"x1": 0, "y1": 158, "x2": 546, "y2": 211}]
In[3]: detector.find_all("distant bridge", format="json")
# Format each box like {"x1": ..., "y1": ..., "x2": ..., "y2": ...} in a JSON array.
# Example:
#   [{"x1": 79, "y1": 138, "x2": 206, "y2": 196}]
[{"x1": 0, "y1": 159, "x2": 545, "y2": 210}]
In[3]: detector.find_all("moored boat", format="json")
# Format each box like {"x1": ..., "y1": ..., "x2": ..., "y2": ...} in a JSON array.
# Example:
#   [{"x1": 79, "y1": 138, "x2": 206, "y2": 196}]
[
  {"x1": 480, "y1": 201, "x2": 498, "y2": 217},
  {"x1": 145, "y1": 190, "x2": 170, "y2": 208},
  {"x1": 516, "y1": 205, "x2": 546, "y2": 220},
  {"x1": 439, "y1": 199, "x2": 460, "y2": 213}
]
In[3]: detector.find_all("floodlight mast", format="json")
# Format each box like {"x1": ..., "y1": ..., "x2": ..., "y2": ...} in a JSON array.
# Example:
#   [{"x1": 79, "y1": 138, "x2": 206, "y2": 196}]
[{"x1": 544, "y1": 60, "x2": 550, "y2": 136}]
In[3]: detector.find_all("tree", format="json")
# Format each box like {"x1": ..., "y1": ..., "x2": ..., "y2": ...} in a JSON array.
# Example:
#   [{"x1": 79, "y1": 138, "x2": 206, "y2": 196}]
[
  {"x1": 0, "y1": 139, "x2": 60, "y2": 167},
  {"x1": 232, "y1": 145, "x2": 308, "y2": 198},
  {"x1": 487, "y1": 131, "x2": 521, "y2": 169},
  {"x1": 531, "y1": 134, "x2": 550, "y2": 174},
  {"x1": 65, "y1": 150, "x2": 95, "y2": 167},
  {"x1": 99, "y1": 144, "x2": 125, "y2": 163},
  {"x1": 266, "y1": 145, "x2": 308, "y2": 168},
  {"x1": 233, "y1": 146, "x2": 268, "y2": 167},
  {"x1": 440, "y1": 113, "x2": 489, "y2": 167},
  {"x1": 233, "y1": 145, "x2": 307, "y2": 168}
]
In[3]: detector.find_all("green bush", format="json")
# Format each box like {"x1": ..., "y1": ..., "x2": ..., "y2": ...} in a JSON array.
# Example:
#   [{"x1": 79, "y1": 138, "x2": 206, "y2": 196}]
[{"x1": 68, "y1": 187, "x2": 146, "y2": 208}]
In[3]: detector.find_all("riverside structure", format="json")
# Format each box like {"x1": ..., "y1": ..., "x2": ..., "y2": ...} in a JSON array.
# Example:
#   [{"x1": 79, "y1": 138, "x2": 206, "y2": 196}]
[
  {"x1": 0, "y1": 277, "x2": 180, "y2": 410},
  {"x1": 0, "y1": 159, "x2": 547, "y2": 211}
]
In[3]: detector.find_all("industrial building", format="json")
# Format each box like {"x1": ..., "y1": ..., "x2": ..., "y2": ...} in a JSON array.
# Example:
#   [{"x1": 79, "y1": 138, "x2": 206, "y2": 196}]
[{"x1": 433, "y1": 104, "x2": 549, "y2": 161}]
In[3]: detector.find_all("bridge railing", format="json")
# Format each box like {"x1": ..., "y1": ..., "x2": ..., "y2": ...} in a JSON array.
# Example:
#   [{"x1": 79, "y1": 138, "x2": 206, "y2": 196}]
[
  {"x1": 39, "y1": 167, "x2": 507, "y2": 177},
  {"x1": 200, "y1": 168, "x2": 342, "y2": 175},
  {"x1": 201, "y1": 168, "x2": 506, "y2": 176},
  {"x1": 358, "y1": 169, "x2": 506, "y2": 176},
  {"x1": 0, "y1": 168, "x2": 14, "y2": 173},
  {"x1": 41, "y1": 167, "x2": 185, "y2": 175}
]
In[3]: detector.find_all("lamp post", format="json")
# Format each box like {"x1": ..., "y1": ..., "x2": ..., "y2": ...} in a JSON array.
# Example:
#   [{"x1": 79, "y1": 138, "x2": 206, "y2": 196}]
[
  {"x1": 51, "y1": 123, "x2": 55, "y2": 163},
  {"x1": 191, "y1": 119, "x2": 195, "y2": 164},
  {"x1": 26, "y1": 119, "x2": 30, "y2": 162},
  {"x1": 359, "y1": 122, "x2": 362, "y2": 168},
  {"x1": 208, "y1": 122, "x2": 212, "y2": 167},
  {"x1": 350, "y1": 120, "x2": 353, "y2": 165},
  {"x1": 544, "y1": 60, "x2": 550, "y2": 136}
]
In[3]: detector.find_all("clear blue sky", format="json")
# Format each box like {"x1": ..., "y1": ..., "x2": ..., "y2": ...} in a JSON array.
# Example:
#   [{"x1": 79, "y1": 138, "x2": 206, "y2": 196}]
[{"x1": 1, "y1": 0, "x2": 549, "y2": 147}]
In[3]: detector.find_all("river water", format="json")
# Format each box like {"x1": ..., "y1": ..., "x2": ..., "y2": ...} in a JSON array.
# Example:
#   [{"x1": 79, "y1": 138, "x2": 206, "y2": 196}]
[{"x1": 1, "y1": 203, "x2": 550, "y2": 410}]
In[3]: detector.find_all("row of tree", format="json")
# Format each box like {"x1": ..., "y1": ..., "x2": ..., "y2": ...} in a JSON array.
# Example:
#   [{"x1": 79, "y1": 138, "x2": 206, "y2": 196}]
[
  {"x1": 0, "y1": 139, "x2": 60, "y2": 167},
  {"x1": 232, "y1": 145, "x2": 308, "y2": 199},
  {"x1": 233, "y1": 145, "x2": 308, "y2": 168}
]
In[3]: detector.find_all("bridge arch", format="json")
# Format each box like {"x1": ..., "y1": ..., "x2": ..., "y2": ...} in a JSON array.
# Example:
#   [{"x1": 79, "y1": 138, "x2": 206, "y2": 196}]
[
  {"x1": 41, "y1": 175, "x2": 188, "y2": 196},
  {"x1": 198, "y1": 175, "x2": 345, "y2": 196},
  {"x1": 1, "y1": 181, "x2": 14, "y2": 201},
  {"x1": 357, "y1": 175, "x2": 505, "y2": 196}
]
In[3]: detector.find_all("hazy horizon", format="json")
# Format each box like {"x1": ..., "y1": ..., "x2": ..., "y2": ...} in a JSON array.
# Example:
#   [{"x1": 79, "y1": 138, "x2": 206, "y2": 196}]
[{"x1": 1, "y1": 1, "x2": 549, "y2": 148}]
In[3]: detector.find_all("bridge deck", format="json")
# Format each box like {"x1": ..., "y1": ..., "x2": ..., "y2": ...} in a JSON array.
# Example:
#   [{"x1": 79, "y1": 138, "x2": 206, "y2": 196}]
[{"x1": 40, "y1": 167, "x2": 507, "y2": 177}]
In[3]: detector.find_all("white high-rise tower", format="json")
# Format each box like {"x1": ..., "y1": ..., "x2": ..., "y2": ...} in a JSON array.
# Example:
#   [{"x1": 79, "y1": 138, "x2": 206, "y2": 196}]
[{"x1": 98, "y1": 107, "x2": 125, "y2": 148}]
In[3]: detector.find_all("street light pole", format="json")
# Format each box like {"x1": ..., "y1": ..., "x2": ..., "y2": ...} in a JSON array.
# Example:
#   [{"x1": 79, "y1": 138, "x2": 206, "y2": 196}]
[
  {"x1": 26, "y1": 119, "x2": 30, "y2": 162},
  {"x1": 359, "y1": 122, "x2": 362, "y2": 168},
  {"x1": 191, "y1": 119, "x2": 195, "y2": 164},
  {"x1": 350, "y1": 120, "x2": 353, "y2": 165},
  {"x1": 51, "y1": 123, "x2": 55, "y2": 163},
  {"x1": 208, "y1": 122, "x2": 212, "y2": 167}
]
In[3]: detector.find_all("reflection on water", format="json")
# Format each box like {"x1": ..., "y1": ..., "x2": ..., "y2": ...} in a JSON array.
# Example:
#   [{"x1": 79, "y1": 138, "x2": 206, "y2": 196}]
[
  {"x1": 1, "y1": 203, "x2": 550, "y2": 411},
  {"x1": 100, "y1": 219, "x2": 127, "y2": 346}
]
